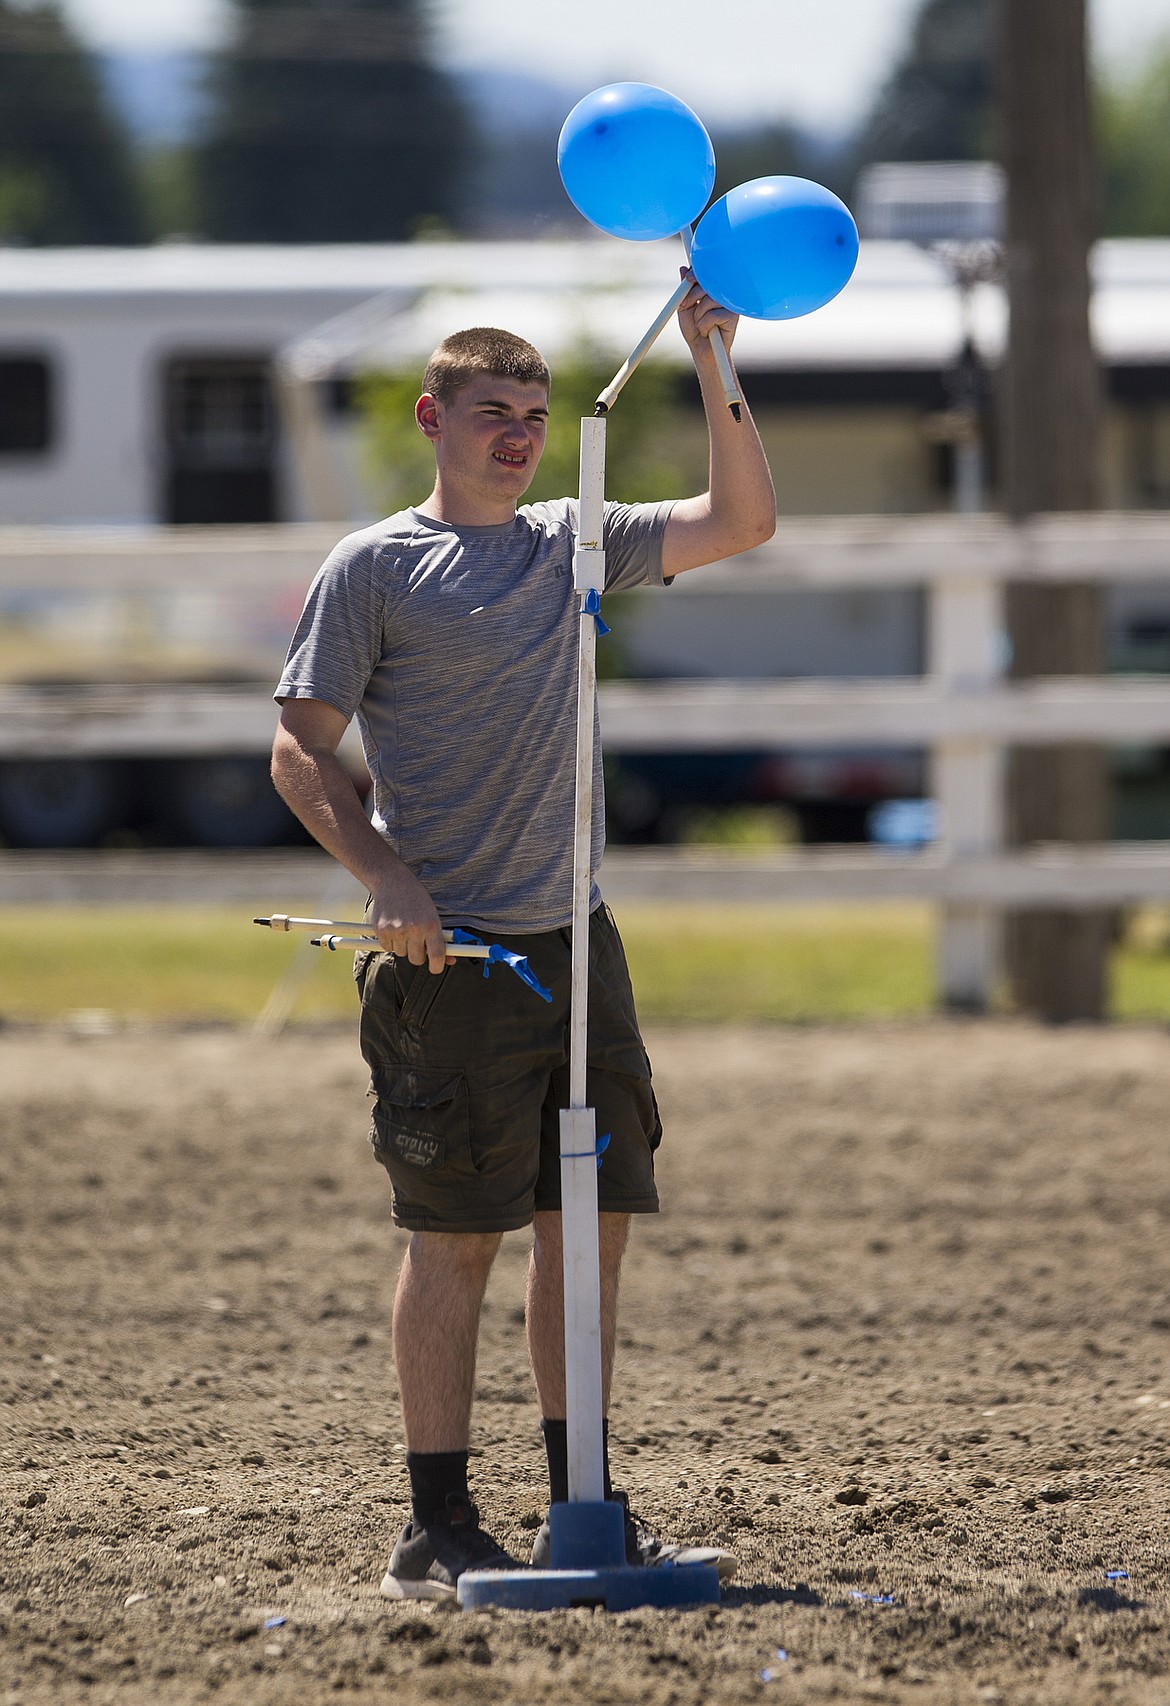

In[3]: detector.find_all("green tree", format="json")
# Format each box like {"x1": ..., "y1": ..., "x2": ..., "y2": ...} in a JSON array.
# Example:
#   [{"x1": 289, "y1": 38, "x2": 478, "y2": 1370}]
[
  {"x1": 198, "y1": 0, "x2": 469, "y2": 242},
  {"x1": 847, "y1": 0, "x2": 1170, "y2": 235},
  {"x1": 1098, "y1": 35, "x2": 1170, "y2": 235},
  {"x1": 709, "y1": 123, "x2": 845, "y2": 201},
  {"x1": 0, "y1": 1, "x2": 145, "y2": 244},
  {"x1": 139, "y1": 145, "x2": 202, "y2": 242},
  {"x1": 850, "y1": 0, "x2": 995, "y2": 174}
]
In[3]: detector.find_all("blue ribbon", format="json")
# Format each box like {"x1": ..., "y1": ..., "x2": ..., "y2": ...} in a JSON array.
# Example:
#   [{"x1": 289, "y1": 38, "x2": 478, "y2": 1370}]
[
  {"x1": 582, "y1": 588, "x2": 610, "y2": 636},
  {"x1": 450, "y1": 928, "x2": 553, "y2": 1003}
]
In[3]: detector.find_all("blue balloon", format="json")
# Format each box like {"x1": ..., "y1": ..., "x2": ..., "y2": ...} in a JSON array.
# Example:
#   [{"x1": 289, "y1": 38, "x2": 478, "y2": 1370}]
[
  {"x1": 690, "y1": 177, "x2": 859, "y2": 319},
  {"x1": 558, "y1": 83, "x2": 715, "y2": 242}
]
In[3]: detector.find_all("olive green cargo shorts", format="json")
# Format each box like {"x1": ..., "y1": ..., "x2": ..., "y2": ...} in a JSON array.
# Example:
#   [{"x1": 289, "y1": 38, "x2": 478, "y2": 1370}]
[{"x1": 354, "y1": 904, "x2": 662, "y2": 1234}]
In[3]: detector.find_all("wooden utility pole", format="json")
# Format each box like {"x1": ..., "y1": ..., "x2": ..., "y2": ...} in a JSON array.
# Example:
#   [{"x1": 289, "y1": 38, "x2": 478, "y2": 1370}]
[{"x1": 997, "y1": 0, "x2": 1111, "y2": 1021}]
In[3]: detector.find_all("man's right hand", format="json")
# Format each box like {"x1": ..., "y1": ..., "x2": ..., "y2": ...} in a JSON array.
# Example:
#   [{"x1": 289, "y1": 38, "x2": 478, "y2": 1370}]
[{"x1": 369, "y1": 869, "x2": 451, "y2": 975}]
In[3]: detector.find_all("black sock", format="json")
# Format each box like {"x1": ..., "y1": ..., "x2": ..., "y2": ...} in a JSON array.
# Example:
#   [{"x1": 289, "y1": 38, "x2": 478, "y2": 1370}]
[
  {"x1": 541, "y1": 1417, "x2": 612, "y2": 1506},
  {"x1": 406, "y1": 1449, "x2": 470, "y2": 1527}
]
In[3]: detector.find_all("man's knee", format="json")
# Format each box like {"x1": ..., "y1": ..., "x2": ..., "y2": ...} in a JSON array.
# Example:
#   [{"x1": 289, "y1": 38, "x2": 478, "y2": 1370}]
[
  {"x1": 407, "y1": 1228, "x2": 502, "y2": 1283},
  {"x1": 532, "y1": 1210, "x2": 630, "y2": 1271}
]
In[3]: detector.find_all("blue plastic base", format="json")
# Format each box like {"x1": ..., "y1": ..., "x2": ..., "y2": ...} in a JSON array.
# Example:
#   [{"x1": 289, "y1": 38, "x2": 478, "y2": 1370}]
[
  {"x1": 456, "y1": 1501, "x2": 721, "y2": 1611},
  {"x1": 549, "y1": 1498, "x2": 626, "y2": 1568},
  {"x1": 457, "y1": 1561, "x2": 722, "y2": 1611}
]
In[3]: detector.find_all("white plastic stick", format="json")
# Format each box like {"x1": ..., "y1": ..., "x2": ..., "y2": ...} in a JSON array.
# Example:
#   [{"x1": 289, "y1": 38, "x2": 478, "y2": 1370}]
[
  {"x1": 254, "y1": 916, "x2": 489, "y2": 956},
  {"x1": 256, "y1": 914, "x2": 374, "y2": 932},
  {"x1": 312, "y1": 934, "x2": 488, "y2": 956},
  {"x1": 559, "y1": 1104, "x2": 605, "y2": 1504},
  {"x1": 569, "y1": 621, "x2": 597, "y2": 1108},
  {"x1": 574, "y1": 417, "x2": 607, "y2": 593},
  {"x1": 594, "y1": 277, "x2": 690, "y2": 414},
  {"x1": 680, "y1": 226, "x2": 742, "y2": 419},
  {"x1": 560, "y1": 408, "x2": 608, "y2": 1506},
  {"x1": 252, "y1": 862, "x2": 368, "y2": 1040}
]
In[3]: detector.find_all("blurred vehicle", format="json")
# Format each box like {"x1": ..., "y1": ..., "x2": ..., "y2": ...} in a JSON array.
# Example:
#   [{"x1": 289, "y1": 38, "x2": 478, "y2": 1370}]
[{"x1": 606, "y1": 749, "x2": 927, "y2": 845}]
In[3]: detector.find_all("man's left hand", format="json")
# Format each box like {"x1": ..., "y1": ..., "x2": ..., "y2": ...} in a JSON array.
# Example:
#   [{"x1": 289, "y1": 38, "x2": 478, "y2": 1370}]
[{"x1": 676, "y1": 270, "x2": 738, "y2": 355}]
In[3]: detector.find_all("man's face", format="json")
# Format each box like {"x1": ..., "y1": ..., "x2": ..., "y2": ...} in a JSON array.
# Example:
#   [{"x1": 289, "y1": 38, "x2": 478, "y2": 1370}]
[{"x1": 418, "y1": 374, "x2": 550, "y2": 506}]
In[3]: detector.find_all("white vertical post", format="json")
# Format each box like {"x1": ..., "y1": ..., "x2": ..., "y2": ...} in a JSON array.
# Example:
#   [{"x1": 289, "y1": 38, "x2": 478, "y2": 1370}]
[
  {"x1": 273, "y1": 363, "x2": 352, "y2": 524},
  {"x1": 560, "y1": 414, "x2": 607, "y2": 1505},
  {"x1": 930, "y1": 573, "x2": 1003, "y2": 1010},
  {"x1": 953, "y1": 434, "x2": 984, "y2": 518},
  {"x1": 952, "y1": 282, "x2": 985, "y2": 524}
]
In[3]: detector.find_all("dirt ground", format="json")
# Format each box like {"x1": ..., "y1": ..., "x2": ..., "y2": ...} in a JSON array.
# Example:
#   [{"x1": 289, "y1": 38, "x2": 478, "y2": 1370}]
[{"x1": 2, "y1": 1018, "x2": 1169, "y2": 1706}]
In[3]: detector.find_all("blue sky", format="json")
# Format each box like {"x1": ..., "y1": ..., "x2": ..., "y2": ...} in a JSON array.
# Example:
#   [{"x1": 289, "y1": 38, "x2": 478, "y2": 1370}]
[{"x1": 61, "y1": 0, "x2": 1170, "y2": 130}]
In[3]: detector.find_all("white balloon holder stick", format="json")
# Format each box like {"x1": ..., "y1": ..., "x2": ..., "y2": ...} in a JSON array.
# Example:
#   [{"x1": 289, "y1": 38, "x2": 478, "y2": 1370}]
[
  {"x1": 459, "y1": 419, "x2": 720, "y2": 1613},
  {"x1": 253, "y1": 916, "x2": 491, "y2": 956},
  {"x1": 594, "y1": 230, "x2": 742, "y2": 419},
  {"x1": 595, "y1": 278, "x2": 690, "y2": 413}
]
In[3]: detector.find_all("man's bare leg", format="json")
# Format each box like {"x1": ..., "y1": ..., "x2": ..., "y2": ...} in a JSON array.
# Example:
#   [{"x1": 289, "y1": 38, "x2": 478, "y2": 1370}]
[
  {"x1": 525, "y1": 1210, "x2": 630, "y2": 1419},
  {"x1": 394, "y1": 1229, "x2": 502, "y2": 1450},
  {"x1": 383, "y1": 1229, "x2": 517, "y2": 1596}
]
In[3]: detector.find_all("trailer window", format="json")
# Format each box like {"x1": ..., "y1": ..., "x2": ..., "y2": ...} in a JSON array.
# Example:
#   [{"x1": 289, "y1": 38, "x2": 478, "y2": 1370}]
[
  {"x1": 167, "y1": 360, "x2": 274, "y2": 457},
  {"x1": 0, "y1": 357, "x2": 53, "y2": 453},
  {"x1": 163, "y1": 356, "x2": 278, "y2": 523}
]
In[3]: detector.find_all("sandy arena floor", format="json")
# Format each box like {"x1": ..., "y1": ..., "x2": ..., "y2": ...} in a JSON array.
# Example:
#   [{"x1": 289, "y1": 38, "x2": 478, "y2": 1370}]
[{"x1": 2, "y1": 1019, "x2": 1169, "y2": 1705}]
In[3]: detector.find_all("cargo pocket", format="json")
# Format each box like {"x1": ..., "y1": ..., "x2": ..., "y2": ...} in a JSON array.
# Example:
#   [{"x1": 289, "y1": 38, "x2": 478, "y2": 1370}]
[{"x1": 369, "y1": 1064, "x2": 469, "y2": 1180}]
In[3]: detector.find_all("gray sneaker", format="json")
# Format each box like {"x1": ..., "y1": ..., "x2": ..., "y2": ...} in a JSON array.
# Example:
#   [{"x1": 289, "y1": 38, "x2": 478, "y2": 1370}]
[
  {"x1": 380, "y1": 1494, "x2": 520, "y2": 1601},
  {"x1": 529, "y1": 1490, "x2": 737, "y2": 1582}
]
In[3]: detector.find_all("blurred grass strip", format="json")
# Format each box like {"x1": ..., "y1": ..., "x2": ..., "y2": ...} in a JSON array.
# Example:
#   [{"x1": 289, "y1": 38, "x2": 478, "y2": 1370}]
[
  {"x1": 0, "y1": 907, "x2": 350, "y2": 1024},
  {"x1": 1111, "y1": 905, "x2": 1170, "y2": 1021},
  {"x1": 1, "y1": 903, "x2": 1169, "y2": 1026},
  {"x1": 615, "y1": 902, "x2": 934, "y2": 1022}
]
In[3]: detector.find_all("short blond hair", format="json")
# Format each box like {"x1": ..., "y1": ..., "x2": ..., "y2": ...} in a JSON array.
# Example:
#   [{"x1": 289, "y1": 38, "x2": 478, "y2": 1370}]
[{"x1": 423, "y1": 327, "x2": 550, "y2": 405}]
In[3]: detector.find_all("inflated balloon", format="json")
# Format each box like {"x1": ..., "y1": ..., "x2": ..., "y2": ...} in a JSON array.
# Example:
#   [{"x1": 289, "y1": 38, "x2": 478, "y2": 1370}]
[
  {"x1": 690, "y1": 177, "x2": 859, "y2": 319},
  {"x1": 557, "y1": 83, "x2": 715, "y2": 242}
]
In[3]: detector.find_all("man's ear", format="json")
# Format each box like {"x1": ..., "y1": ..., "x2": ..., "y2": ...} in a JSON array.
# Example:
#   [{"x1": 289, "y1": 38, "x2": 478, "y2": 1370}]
[{"x1": 416, "y1": 393, "x2": 440, "y2": 440}]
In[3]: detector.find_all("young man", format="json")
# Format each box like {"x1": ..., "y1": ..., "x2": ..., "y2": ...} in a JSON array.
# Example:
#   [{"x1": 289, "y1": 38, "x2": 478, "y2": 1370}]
[{"x1": 271, "y1": 276, "x2": 775, "y2": 1600}]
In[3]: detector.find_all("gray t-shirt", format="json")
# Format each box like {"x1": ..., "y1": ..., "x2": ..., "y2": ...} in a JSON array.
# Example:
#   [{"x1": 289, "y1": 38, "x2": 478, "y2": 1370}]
[{"x1": 276, "y1": 497, "x2": 673, "y2": 934}]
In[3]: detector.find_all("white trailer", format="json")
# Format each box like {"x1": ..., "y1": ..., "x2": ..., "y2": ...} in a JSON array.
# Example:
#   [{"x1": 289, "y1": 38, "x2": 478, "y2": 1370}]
[{"x1": 4, "y1": 237, "x2": 1169, "y2": 530}]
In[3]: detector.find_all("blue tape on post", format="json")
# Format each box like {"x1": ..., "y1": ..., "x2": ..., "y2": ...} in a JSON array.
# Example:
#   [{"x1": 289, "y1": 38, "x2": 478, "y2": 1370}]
[
  {"x1": 562, "y1": 1132, "x2": 611, "y2": 1167},
  {"x1": 582, "y1": 588, "x2": 610, "y2": 636},
  {"x1": 450, "y1": 928, "x2": 553, "y2": 1003}
]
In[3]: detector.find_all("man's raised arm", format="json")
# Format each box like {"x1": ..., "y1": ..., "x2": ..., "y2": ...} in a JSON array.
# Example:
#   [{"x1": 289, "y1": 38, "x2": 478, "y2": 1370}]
[
  {"x1": 271, "y1": 698, "x2": 449, "y2": 972},
  {"x1": 661, "y1": 276, "x2": 776, "y2": 580}
]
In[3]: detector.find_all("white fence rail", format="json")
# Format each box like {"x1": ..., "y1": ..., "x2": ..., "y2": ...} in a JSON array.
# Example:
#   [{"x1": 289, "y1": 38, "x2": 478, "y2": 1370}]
[
  {"x1": 3, "y1": 514, "x2": 1170, "y2": 1009},
  {"x1": 4, "y1": 843, "x2": 1170, "y2": 911},
  {"x1": 8, "y1": 674, "x2": 1170, "y2": 758},
  {"x1": 7, "y1": 512, "x2": 1170, "y2": 588},
  {"x1": 600, "y1": 678, "x2": 1170, "y2": 747}
]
